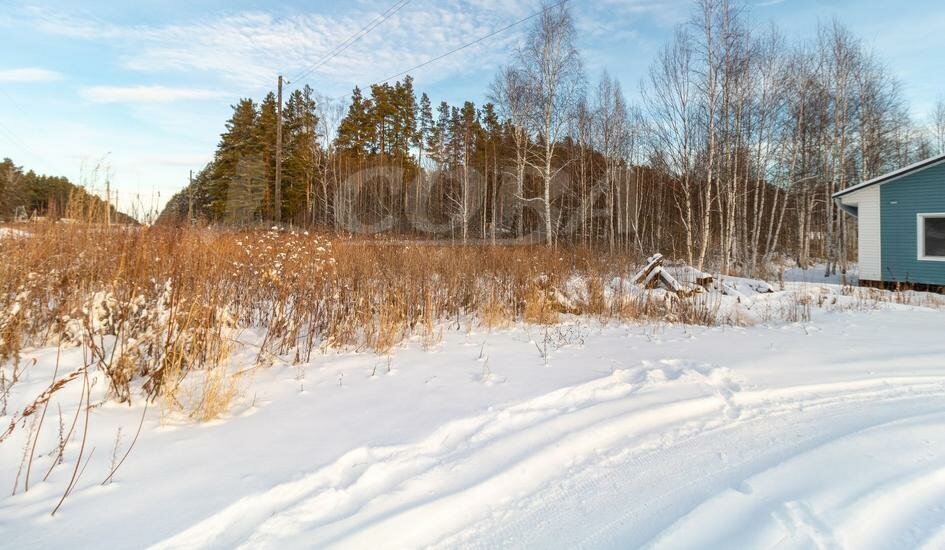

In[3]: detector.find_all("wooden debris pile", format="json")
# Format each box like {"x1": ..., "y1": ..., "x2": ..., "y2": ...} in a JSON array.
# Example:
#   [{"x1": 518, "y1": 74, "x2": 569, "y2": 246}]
[{"x1": 631, "y1": 254, "x2": 714, "y2": 297}]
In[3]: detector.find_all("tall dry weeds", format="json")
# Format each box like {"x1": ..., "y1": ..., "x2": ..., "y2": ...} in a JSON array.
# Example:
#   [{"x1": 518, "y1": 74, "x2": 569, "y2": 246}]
[{"x1": 2, "y1": 222, "x2": 825, "y2": 416}]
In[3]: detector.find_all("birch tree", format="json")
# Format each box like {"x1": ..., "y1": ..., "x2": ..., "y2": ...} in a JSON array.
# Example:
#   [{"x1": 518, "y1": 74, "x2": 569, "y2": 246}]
[
  {"x1": 594, "y1": 72, "x2": 631, "y2": 251},
  {"x1": 933, "y1": 98, "x2": 945, "y2": 155},
  {"x1": 643, "y1": 27, "x2": 697, "y2": 265},
  {"x1": 490, "y1": 66, "x2": 532, "y2": 238},
  {"x1": 517, "y1": 2, "x2": 584, "y2": 246}
]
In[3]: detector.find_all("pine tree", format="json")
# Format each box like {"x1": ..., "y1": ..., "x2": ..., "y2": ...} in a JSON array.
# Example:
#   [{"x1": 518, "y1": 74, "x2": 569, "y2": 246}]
[
  {"x1": 212, "y1": 98, "x2": 261, "y2": 219},
  {"x1": 283, "y1": 85, "x2": 321, "y2": 223},
  {"x1": 429, "y1": 101, "x2": 451, "y2": 168},
  {"x1": 257, "y1": 93, "x2": 279, "y2": 219},
  {"x1": 336, "y1": 87, "x2": 372, "y2": 159},
  {"x1": 417, "y1": 93, "x2": 434, "y2": 167},
  {"x1": 393, "y1": 76, "x2": 418, "y2": 167},
  {"x1": 481, "y1": 103, "x2": 502, "y2": 239}
]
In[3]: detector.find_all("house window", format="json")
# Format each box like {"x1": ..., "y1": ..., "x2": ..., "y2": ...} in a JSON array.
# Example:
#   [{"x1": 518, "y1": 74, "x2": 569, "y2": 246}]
[{"x1": 918, "y1": 214, "x2": 945, "y2": 261}]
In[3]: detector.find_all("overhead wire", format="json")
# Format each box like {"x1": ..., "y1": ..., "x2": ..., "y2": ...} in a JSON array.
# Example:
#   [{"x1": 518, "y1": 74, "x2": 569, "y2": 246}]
[
  {"x1": 0, "y1": 87, "x2": 66, "y2": 175},
  {"x1": 373, "y1": 0, "x2": 572, "y2": 85},
  {"x1": 288, "y1": 0, "x2": 411, "y2": 88}
]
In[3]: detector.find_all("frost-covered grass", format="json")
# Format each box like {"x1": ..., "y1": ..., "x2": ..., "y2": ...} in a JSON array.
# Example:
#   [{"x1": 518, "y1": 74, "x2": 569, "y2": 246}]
[
  {"x1": 0, "y1": 224, "x2": 334, "y2": 413},
  {"x1": 0, "y1": 226, "x2": 30, "y2": 239},
  {"x1": 2, "y1": 298, "x2": 945, "y2": 547},
  {"x1": 1, "y1": 224, "x2": 942, "y2": 420},
  {"x1": 0, "y1": 224, "x2": 736, "y2": 416},
  {"x1": 3, "y1": 224, "x2": 945, "y2": 544}
]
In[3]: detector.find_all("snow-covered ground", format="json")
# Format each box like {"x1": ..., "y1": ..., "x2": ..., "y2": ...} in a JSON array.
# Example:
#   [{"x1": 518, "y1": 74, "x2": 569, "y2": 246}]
[
  {"x1": 783, "y1": 263, "x2": 858, "y2": 285},
  {"x1": 0, "y1": 227, "x2": 30, "y2": 239},
  {"x1": 2, "y1": 276, "x2": 945, "y2": 548}
]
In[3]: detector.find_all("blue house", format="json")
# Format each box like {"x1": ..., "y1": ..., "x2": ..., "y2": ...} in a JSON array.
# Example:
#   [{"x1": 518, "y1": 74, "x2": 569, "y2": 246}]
[{"x1": 834, "y1": 153, "x2": 945, "y2": 289}]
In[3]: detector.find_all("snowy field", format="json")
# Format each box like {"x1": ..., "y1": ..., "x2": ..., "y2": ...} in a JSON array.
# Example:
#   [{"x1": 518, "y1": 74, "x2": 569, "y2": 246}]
[
  {"x1": 2, "y1": 275, "x2": 945, "y2": 548},
  {"x1": 0, "y1": 227, "x2": 30, "y2": 239}
]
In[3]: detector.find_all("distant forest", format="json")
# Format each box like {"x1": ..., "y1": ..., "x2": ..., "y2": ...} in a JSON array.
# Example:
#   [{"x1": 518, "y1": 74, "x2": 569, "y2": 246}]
[
  {"x1": 0, "y1": 157, "x2": 136, "y2": 225},
  {"x1": 156, "y1": 0, "x2": 945, "y2": 275}
]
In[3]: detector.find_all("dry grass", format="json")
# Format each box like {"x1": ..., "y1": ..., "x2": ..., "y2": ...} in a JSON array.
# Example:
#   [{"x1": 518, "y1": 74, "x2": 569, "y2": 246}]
[
  {"x1": 0, "y1": 224, "x2": 661, "y2": 404},
  {"x1": 11, "y1": 222, "x2": 919, "y2": 414},
  {"x1": 523, "y1": 279, "x2": 562, "y2": 325},
  {"x1": 480, "y1": 292, "x2": 514, "y2": 330},
  {"x1": 162, "y1": 363, "x2": 241, "y2": 423}
]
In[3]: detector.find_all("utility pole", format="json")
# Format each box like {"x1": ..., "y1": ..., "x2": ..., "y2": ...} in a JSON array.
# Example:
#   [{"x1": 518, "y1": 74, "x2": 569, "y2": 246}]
[
  {"x1": 105, "y1": 177, "x2": 112, "y2": 227},
  {"x1": 188, "y1": 169, "x2": 194, "y2": 224},
  {"x1": 275, "y1": 75, "x2": 284, "y2": 224}
]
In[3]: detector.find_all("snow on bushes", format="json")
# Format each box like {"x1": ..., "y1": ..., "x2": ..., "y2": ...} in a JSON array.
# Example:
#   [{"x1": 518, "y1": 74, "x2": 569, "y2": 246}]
[{"x1": 2, "y1": 224, "x2": 943, "y2": 419}]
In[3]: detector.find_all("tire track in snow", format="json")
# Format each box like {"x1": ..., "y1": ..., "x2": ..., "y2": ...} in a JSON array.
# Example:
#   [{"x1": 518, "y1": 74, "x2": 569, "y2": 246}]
[
  {"x1": 149, "y1": 367, "x2": 945, "y2": 549},
  {"x1": 427, "y1": 381, "x2": 945, "y2": 549},
  {"x1": 644, "y1": 410, "x2": 945, "y2": 550},
  {"x1": 445, "y1": 400, "x2": 945, "y2": 549},
  {"x1": 367, "y1": 382, "x2": 945, "y2": 549},
  {"x1": 833, "y1": 460, "x2": 945, "y2": 548},
  {"x1": 150, "y1": 361, "x2": 724, "y2": 549},
  {"x1": 776, "y1": 501, "x2": 842, "y2": 550}
]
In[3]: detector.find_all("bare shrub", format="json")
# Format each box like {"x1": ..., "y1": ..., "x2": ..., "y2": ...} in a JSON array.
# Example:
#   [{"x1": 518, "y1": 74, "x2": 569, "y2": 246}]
[
  {"x1": 480, "y1": 290, "x2": 514, "y2": 330},
  {"x1": 8, "y1": 223, "x2": 866, "y2": 419}
]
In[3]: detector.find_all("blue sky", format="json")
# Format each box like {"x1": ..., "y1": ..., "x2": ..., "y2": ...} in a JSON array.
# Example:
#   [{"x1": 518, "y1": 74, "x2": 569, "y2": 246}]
[{"x1": 1, "y1": 0, "x2": 943, "y2": 216}]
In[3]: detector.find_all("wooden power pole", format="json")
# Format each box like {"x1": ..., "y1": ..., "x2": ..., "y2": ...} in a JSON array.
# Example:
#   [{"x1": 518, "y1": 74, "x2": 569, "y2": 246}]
[
  {"x1": 188, "y1": 169, "x2": 194, "y2": 224},
  {"x1": 105, "y1": 177, "x2": 111, "y2": 227},
  {"x1": 275, "y1": 75, "x2": 284, "y2": 224}
]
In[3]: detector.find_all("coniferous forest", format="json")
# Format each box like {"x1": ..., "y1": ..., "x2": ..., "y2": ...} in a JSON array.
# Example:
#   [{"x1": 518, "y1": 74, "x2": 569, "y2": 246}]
[
  {"x1": 7, "y1": 1, "x2": 945, "y2": 541},
  {"x1": 157, "y1": 1, "x2": 940, "y2": 276},
  {"x1": 0, "y1": 157, "x2": 135, "y2": 225}
]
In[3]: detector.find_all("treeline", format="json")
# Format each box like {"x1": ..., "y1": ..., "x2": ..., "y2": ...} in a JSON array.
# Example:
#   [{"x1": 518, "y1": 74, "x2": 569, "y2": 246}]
[
  {"x1": 159, "y1": 0, "x2": 941, "y2": 274},
  {"x1": 158, "y1": 85, "x2": 321, "y2": 225},
  {"x1": 0, "y1": 158, "x2": 135, "y2": 224}
]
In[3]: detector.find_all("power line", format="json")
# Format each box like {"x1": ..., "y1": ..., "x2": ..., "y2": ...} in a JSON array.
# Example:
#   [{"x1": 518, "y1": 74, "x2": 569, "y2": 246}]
[
  {"x1": 0, "y1": 121, "x2": 32, "y2": 157},
  {"x1": 0, "y1": 87, "x2": 65, "y2": 174},
  {"x1": 289, "y1": 0, "x2": 411, "y2": 88},
  {"x1": 373, "y1": 0, "x2": 572, "y2": 85},
  {"x1": 0, "y1": 89, "x2": 34, "y2": 156}
]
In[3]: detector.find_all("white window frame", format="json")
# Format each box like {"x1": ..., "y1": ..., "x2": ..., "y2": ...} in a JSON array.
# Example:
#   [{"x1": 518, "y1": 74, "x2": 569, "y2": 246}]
[{"x1": 917, "y1": 213, "x2": 945, "y2": 261}]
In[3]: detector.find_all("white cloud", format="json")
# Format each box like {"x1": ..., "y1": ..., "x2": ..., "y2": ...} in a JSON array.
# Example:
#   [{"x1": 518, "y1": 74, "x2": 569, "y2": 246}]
[
  {"x1": 12, "y1": 2, "x2": 538, "y2": 92},
  {"x1": 80, "y1": 85, "x2": 229, "y2": 103},
  {"x1": 0, "y1": 67, "x2": 62, "y2": 82},
  {"x1": 136, "y1": 153, "x2": 212, "y2": 167}
]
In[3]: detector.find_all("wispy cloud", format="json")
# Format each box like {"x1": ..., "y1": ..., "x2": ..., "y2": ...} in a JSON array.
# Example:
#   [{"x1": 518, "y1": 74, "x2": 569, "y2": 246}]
[
  {"x1": 80, "y1": 85, "x2": 229, "y2": 103},
  {"x1": 11, "y1": 2, "x2": 539, "y2": 92},
  {"x1": 137, "y1": 153, "x2": 213, "y2": 167},
  {"x1": 0, "y1": 67, "x2": 62, "y2": 82}
]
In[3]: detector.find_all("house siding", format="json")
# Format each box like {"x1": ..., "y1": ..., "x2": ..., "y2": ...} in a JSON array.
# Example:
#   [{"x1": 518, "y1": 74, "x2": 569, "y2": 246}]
[
  {"x1": 880, "y1": 161, "x2": 945, "y2": 285},
  {"x1": 854, "y1": 185, "x2": 882, "y2": 280}
]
